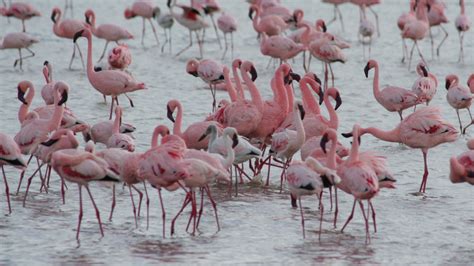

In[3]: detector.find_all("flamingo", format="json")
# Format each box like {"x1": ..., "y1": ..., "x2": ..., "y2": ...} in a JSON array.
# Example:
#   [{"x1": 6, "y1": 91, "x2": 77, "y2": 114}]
[
  {"x1": 124, "y1": 0, "x2": 160, "y2": 46},
  {"x1": 217, "y1": 12, "x2": 237, "y2": 59},
  {"x1": 356, "y1": 106, "x2": 458, "y2": 193},
  {"x1": 397, "y1": 0, "x2": 416, "y2": 63},
  {"x1": 194, "y1": 0, "x2": 223, "y2": 49},
  {"x1": 450, "y1": 146, "x2": 474, "y2": 186},
  {"x1": 337, "y1": 124, "x2": 379, "y2": 243},
  {"x1": 41, "y1": 61, "x2": 56, "y2": 105},
  {"x1": 286, "y1": 157, "x2": 341, "y2": 239},
  {"x1": 364, "y1": 59, "x2": 419, "y2": 120},
  {"x1": 351, "y1": 0, "x2": 380, "y2": 36},
  {"x1": 427, "y1": 0, "x2": 448, "y2": 58},
  {"x1": 248, "y1": 4, "x2": 289, "y2": 37},
  {"x1": 0, "y1": 32, "x2": 38, "y2": 70},
  {"x1": 83, "y1": 120, "x2": 135, "y2": 145},
  {"x1": 186, "y1": 59, "x2": 224, "y2": 111},
  {"x1": 455, "y1": 0, "x2": 471, "y2": 63},
  {"x1": 0, "y1": 132, "x2": 26, "y2": 214},
  {"x1": 107, "y1": 106, "x2": 135, "y2": 152},
  {"x1": 167, "y1": 99, "x2": 222, "y2": 150},
  {"x1": 322, "y1": 0, "x2": 348, "y2": 32},
  {"x1": 270, "y1": 101, "x2": 306, "y2": 191},
  {"x1": 468, "y1": 74, "x2": 474, "y2": 94},
  {"x1": 50, "y1": 148, "x2": 120, "y2": 240},
  {"x1": 73, "y1": 28, "x2": 146, "y2": 120},
  {"x1": 107, "y1": 44, "x2": 132, "y2": 71},
  {"x1": 358, "y1": 5, "x2": 375, "y2": 58},
  {"x1": 156, "y1": 12, "x2": 174, "y2": 53},
  {"x1": 445, "y1": 74, "x2": 473, "y2": 133},
  {"x1": 411, "y1": 62, "x2": 438, "y2": 105},
  {"x1": 402, "y1": 0, "x2": 429, "y2": 70},
  {"x1": 259, "y1": 33, "x2": 305, "y2": 65},
  {"x1": 51, "y1": 7, "x2": 88, "y2": 70},
  {"x1": 0, "y1": 2, "x2": 40, "y2": 32},
  {"x1": 168, "y1": 0, "x2": 209, "y2": 58},
  {"x1": 84, "y1": 9, "x2": 134, "y2": 62}
]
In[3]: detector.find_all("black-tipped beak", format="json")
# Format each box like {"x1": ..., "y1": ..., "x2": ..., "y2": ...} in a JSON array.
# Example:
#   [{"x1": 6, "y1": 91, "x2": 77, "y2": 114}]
[
  {"x1": 341, "y1": 132, "x2": 352, "y2": 138},
  {"x1": 290, "y1": 193, "x2": 297, "y2": 208},
  {"x1": 297, "y1": 103, "x2": 305, "y2": 120},
  {"x1": 198, "y1": 133, "x2": 207, "y2": 142},
  {"x1": 445, "y1": 79, "x2": 451, "y2": 90},
  {"x1": 43, "y1": 60, "x2": 49, "y2": 66},
  {"x1": 85, "y1": 14, "x2": 91, "y2": 25},
  {"x1": 232, "y1": 134, "x2": 239, "y2": 148},
  {"x1": 364, "y1": 63, "x2": 370, "y2": 78},
  {"x1": 290, "y1": 72, "x2": 301, "y2": 82},
  {"x1": 427, "y1": 3, "x2": 431, "y2": 12},
  {"x1": 17, "y1": 87, "x2": 27, "y2": 105},
  {"x1": 320, "y1": 133, "x2": 329, "y2": 154},
  {"x1": 248, "y1": 8, "x2": 254, "y2": 19},
  {"x1": 2, "y1": 158, "x2": 26, "y2": 168},
  {"x1": 313, "y1": 74, "x2": 321, "y2": 85},
  {"x1": 167, "y1": 0, "x2": 172, "y2": 8},
  {"x1": 358, "y1": 136, "x2": 361, "y2": 145},
  {"x1": 191, "y1": 8, "x2": 201, "y2": 16},
  {"x1": 318, "y1": 89, "x2": 324, "y2": 105},
  {"x1": 420, "y1": 65, "x2": 428, "y2": 77},
  {"x1": 322, "y1": 22, "x2": 327, "y2": 32},
  {"x1": 41, "y1": 138, "x2": 59, "y2": 147},
  {"x1": 94, "y1": 66, "x2": 103, "y2": 72},
  {"x1": 167, "y1": 105, "x2": 175, "y2": 123},
  {"x1": 73, "y1": 30, "x2": 84, "y2": 43},
  {"x1": 189, "y1": 70, "x2": 198, "y2": 77},
  {"x1": 250, "y1": 66, "x2": 258, "y2": 81},
  {"x1": 58, "y1": 90, "x2": 68, "y2": 105},
  {"x1": 51, "y1": 10, "x2": 56, "y2": 23},
  {"x1": 334, "y1": 93, "x2": 342, "y2": 110}
]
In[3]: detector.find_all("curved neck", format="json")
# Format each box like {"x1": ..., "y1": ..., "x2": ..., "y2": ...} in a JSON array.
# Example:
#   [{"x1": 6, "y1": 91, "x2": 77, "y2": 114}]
[
  {"x1": 224, "y1": 69, "x2": 237, "y2": 102},
  {"x1": 151, "y1": 128, "x2": 161, "y2": 148},
  {"x1": 85, "y1": 33, "x2": 95, "y2": 83},
  {"x1": 285, "y1": 84, "x2": 294, "y2": 114},
  {"x1": 222, "y1": 134, "x2": 235, "y2": 168},
  {"x1": 300, "y1": 79, "x2": 320, "y2": 115},
  {"x1": 19, "y1": 84, "x2": 34, "y2": 123},
  {"x1": 293, "y1": 107, "x2": 305, "y2": 146},
  {"x1": 450, "y1": 157, "x2": 465, "y2": 177},
  {"x1": 112, "y1": 108, "x2": 121, "y2": 134},
  {"x1": 207, "y1": 127, "x2": 218, "y2": 150},
  {"x1": 372, "y1": 63, "x2": 381, "y2": 101},
  {"x1": 327, "y1": 134, "x2": 337, "y2": 169},
  {"x1": 429, "y1": 73, "x2": 438, "y2": 87},
  {"x1": 460, "y1": 0, "x2": 465, "y2": 15},
  {"x1": 275, "y1": 71, "x2": 288, "y2": 113},
  {"x1": 252, "y1": 9, "x2": 260, "y2": 32},
  {"x1": 301, "y1": 23, "x2": 312, "y2": 46},
  {"x1": 416, "y1": 4, "x2": 428, "y2": 22},
  {"x1": 53, "y1": 11, "x2": 62, "y2": 34},
  {"x1": 362, "y1": 126, "x2": 401, "y2": 143},
  {"x1": 89, "y1": 13, "x2": 98, "y2": 34},
  {"x1": 324, "y1": 91, "x2": 339, "y2": 130},
  {"x1": 241, "y1": 67, "x2": 263, "y2": 112},
  {"x1": 232, "y1": 64, "x2": 244, "y2": 100},
  {"x1": 173, "y1": 102, "x2": 184, "y2": 136},
  {"x1": 348, "y1": 129, "x2": 360, "y2": 163},
  {"x1": 48, "y1": 94, "x2": 64, "y2": 132}
]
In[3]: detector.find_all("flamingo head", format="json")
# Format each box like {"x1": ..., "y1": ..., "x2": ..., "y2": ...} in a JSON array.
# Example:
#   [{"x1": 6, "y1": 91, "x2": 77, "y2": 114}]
[
  {"x1": 295, "y1": 101, "x2": 305, "y2": 120},
  {"x1": 445, "y1": 74, "x2": 458, "y2": 90},
  {"x1": 198, "y1": 124, "x2": 217, "y2": 142},
  {"x1": 166, "y1": 100, "x2": 180, "y2": 123},
  {"x1": 248, "y1": 5, "x2": 258, "y2": 19},
  {"x1": 124, "y1": 8, "x2": 136, "y2": 19},
  {"x1": 152, "y1": 7, "x2": 161, "y2": 18},
  {"x1": 84, "y1": 9, "x2": 95, "y2": 25},
  {"x1": 186, "y1": 59, "x2": 199, "y2": 77},
  {"x1": 416, "y1": 62, "x2": 429, "y2": 77},
  {"x1": 232, "y1": 58, "x2": 242, "y2": 69},
  {"x1": 17, "y1": 81, "x2": 31, "y2": 105},
  {"x1": 50, "y1": 7, "x2": 61, "y2": 23},
  {"x1": 73, "y1": 29, "x2": 88, "y2": 43},
  {"x1": 223, "y1": 127, "x2": 239, "y2": 148},
  {"x1": 316, "y1": 19, "x2": 327, "y2": 32},
  {"x1": 364, "y1": 60, "x2": 377, "y2": 78}
]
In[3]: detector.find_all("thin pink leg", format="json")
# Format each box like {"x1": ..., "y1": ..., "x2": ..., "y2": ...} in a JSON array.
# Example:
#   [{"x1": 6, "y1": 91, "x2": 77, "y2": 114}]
[
  {"x1": 191, "y1": 191, "x2": 197, "y2": 235},
  {"x1": 128, "y1": 185, "x2": 138, "y2": 228},
  {"x1": 76, "y1": 185, "x2": 83, "y2": 240},
  {"x1": 419, "y1": 150, "x2": 429, "y2": 193},
  {"x1": 2, "y1": 166, "x2": 11, "y2": 214},
  {"x1": 359, "y1": 200, "x2": 370, "y2": 243},
  {"x1": 334, "y1": 188, "x2": 339, "y2": 228},
  {"x1": 109, "y1": 184, "x2": 116, "y2": 222},
  {"x1": 299, "y1": 197, "x2": 305, "y2": 238},
  {"x1": 329, "y1": 186, "x2": 333, "y2": 210},
  {"x1": 23, "y1": 165, "x2": 43, "y2": 207},
  {"x1": 85, "y1": 185, "x2": 104, "y2": 238},
  {"x1": 341, "y1": 199, "x2": 356, "y2": 233},
  {"x1": 143, "y1": 182, "x2": 150, "y2": 230},
  {"x1": 318, "y1": 196, "x2": 324, "y2": 241},
  {"x1": 158, "y1": 188, "x2": 166, "y2": 238},
  {"x1": 61, "y1": 177, "x2": 66, "y2": 204},
  {"x1": 131, "y1": 184, "x2": 143, "y2": 217},
  {"x1": 16, "y1": 154, "x2": 33, "y2": 195},
  {"x1": 171, "y1": 192, "x2": 191, "y2": 236},
  {"x1": 369, "y1": 200, "x2": 377, "y2": 233},
  {"x1": 195, "y1": 188, "x2": 205, "y2": 230},
  {"x1": 205, "y1": 186, "x2": 220, "y2": 232},
  {"x1": 36, "y1": 157, "x2": 47, "y2": 193}
]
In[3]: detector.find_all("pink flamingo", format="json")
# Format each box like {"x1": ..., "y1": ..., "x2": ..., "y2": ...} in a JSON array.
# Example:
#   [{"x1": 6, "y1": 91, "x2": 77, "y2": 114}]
[
  {"x1": 351, "y1": 0, "x2": 380, "y2": 36},
  {"x1": 74, "y1": 28, "x2": 146, "y2": 119},
  {"x1": 223, "y1": 61, "x2": 264, "y2": 137},
  {"x1": 157, "y1": 12, "x2": 174, "y2": 53},
  {"x1": 358, "y1": 5, "x2": 375, "y2": 58},
  {"x1": 468, "y1": 74, "x2": 474, "y2": 94},
  {"x1": 167, "y1": 99, "x2": 223, "y2": 150},
  {"x1": 107, "y1": 106, "x2": 135, "y2": 152},
  {"x1": 337, "y1": 124, "x2": 379, "y2": 243},
  {"x1": 84, "y1": 120, "x2": 135, "y2": 145},
  {"x1": 445, "y1": 74, "x2": 473, "y2": 133},
  {"x1": 427, "y1": 0, "x2": 448, "y2": 58},
  {"x1": 364, "y1": 59, "x2": 419, "y2": 120},
  {"x1": 194, "y1": 0, "x2": 223, "y2": 49},
  {"x1": 259, "y1": 4, "x2": 292, "y2": 23},
  {"x1": 50, "y1": 148, "x2": 120, "y2": 240},
  {"x1": 397, "y1": 0, "x2": 416, "y2": 63},
  {"x1": 301, "y1": 135, "x2": 348, "y2": 162},
  {"x1": 85, "y1": 9, "x2": 134, "y2": 62},
  {"x1": 411, "y1": 62, "x2": 437, "y2": 105},
  {"x1": 455, "y1": 0, "x2": 471, "y2": 63},
  {"x1": 248, "y1": 4, "x2": 288, "y2": 36},
  {"x1": 51, "y1": 7, "x2": 88, "y2": 70},
  {"x1": 0, "y1": 2, "x2": 40, "y2": 32},
  {"x1": 270, "y1": 101, "x2": 306, "y2": 191},
  {"x1": 41, "y1": 61, "x2": 56, "y2": 105},
  {"x1": 124, "y1": 0, "x2": 160, "y2": 46},
  {"x1": 0, "y1": 32, "x2": 38, "y2": 70},
  {"x1": 259, "y1": 33, "x2": 305, "y2": 65},
  {"x1": 286, "y1": 157, "x2": 341, "y2": 239},
  {"x1": 402, "y1": 0, "x2": 429, "y2": 70},
  {"x1": 450, "y1": 142, "x2": 474, "y2": 185},
  {"x1": 168, "y1": 0, "x2": 209, "y2": 58},
  {"x1": 217, "y1": 12, "x2": 237, "y2": 59},
  {"x1": 0, "y1": 132, "x2": 26, "y2": 214},
  {"x1": 107, "y1": 43, "x2": 132, "y2": 70},
  {"x1": 186, "y1": 59, "x2": 224, "y2": 111},
  {"x1": 322, "y1": 0, "x2": 349, "y2": 32},
  {"x1": 358, "y1": 107, "x2": 458, "y2": 193}
]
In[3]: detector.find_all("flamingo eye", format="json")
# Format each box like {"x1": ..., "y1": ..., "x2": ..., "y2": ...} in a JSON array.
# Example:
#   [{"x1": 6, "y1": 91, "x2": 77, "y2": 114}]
[{"x1": 364, "y1": 188, "x2": 369, "y2": 192}]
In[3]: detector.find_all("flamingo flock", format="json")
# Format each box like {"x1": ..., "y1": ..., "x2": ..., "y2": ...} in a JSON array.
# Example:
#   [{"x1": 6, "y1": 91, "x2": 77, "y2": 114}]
[{"x1": 0, "y1": 0, "x2": 473, "y2": 252}]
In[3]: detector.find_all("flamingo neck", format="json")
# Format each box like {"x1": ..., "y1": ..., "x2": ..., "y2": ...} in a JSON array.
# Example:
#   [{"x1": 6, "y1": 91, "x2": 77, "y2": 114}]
[
  {"x1": 324, "y1": 92, "x2": 339, "y2": 130},
  {"x1": 301, "y1": 23, "x2": 312, "y2": 46},
  {"x1": 232, "y1": 65, "x2": 244, "y2": 100},
  {"x1": 450, "y1": 157, "x2": 465, "y2": 179},
  {"x1": 275, "y1": 71, "x2": 288, "y2": 113},
  {"x1": 173, "y1": 103, "x2": 184, "y2": 137},
  {"x1": 19, "y1": 84, "x2": 34, "y2": 123},
  {"x1": 241, "y1": 67, "x2": 263, "y2": 113},
  {"x1": 207, "y1": 127, "x2": 218, "y2": 151},
  {"x1": 293, "y1": 106, "x2": 305, "y2": 148},
  {"x1": 362, "y1": 126, "x2": 401, "y2": 143},
  {"x1": 151, "y1": 128, "x2": 161, "y2": 148},
  {"x1": 428, "y1": 73, "x2": 438, "y2": 87},
  {"x1": 49, "y1": 98, "x2": 64, "y2": 132},
  {"x1": 285, "y1": 84, "x2": 294, "y2": 114},
  {"x1": 252, "y1": 9, "x2": 260, "y2": 32},
  {"x1": 300, "y1": 79, "x2": 320, "y2": 115},
  {"x1": 112, "y1": 109, "x2": 121, "y2": 134},
  {"x1": 89, "y1": 14, "x2": 98, "y2": 35},
  {"x1": 222, "y1": 134, "x2": 235, "y2": 169},
  {"x1": 85, "y1": 33, "x2": 95, "y2": 84},
  {"x1": 348, "y1": 130, "x2": 360, "y2": 163},
  {"x1": 460, "y1": 0, "x2": 465, "y2": 15},
  {"x1": 327, "y1": 135, "x2": 337, "y2": 170},
  {"x1": 372, "y1": 63, "x2": 382, "y2": 102},
  {"x1": 53, "y1": 11, "x2": 62, "y2": 35},
  {"x1": 224, "y1": 69, "x2": 237, "y2": 102}
]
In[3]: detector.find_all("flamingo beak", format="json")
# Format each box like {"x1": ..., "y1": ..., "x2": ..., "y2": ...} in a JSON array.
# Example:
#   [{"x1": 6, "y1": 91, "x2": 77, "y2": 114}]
[
  {"x1": 41, "y1": 138, "x2": 59, "y2": 147},
  {"x1": 85, "y1": 14, "x2": 91, "y2": 25},
  {"x1": 290, "y1": 72, "x2": 301, "y2": 82},
  {"x1": 43, "y1": 60, "x2": 49, "y2": 66},
  {"x1": 17, "y1": 87, "x2": 27, "y2": 105},
  {"x1": 313, "y1": 73, "x2": 322, "y2": 85},
  {"x1": 248, "y1": 8, "x2": 254, "y2": 19},
  {"x1": 335, "y1": 93, "x2": 342, "y2": 110},
  {"x1": 320, "y1": 133, "x2": 329, "y2": 154},
  {"x1": 167, "y1": 105, "x2": 175, "y2": 123},
  {"x1": 318, "y1": 89, "x2": 324, "y2": 105},
  {"x1": 58, "y1": 90, "x2": 68, "y2": 105},
  {"x1": 73, "y1": 30, "x2": 84, "y2": 43},
  {"x1": 290, "y1": 193, "x2": 297, "y2": 208},
  {"x1": 51, "y1": 10, "x2": 56, "y2": 23},
  {"x1": 167, "y1": 0, "x2": 172, "y2": 8},
  {"x1": 232, "y1": 134, "x2": 239, "y2": 148},
  {"x1": 198, "y1": 133, "x2": 207, "y2": 142},
  {"x1": 188, "y1": 70, "x2": 198, "y2": 77},
  {"x1": 341, "y1": 132, "x2": 353, "y2": 138},
  {"x1": 322, "y1": 22, "x2": 327, "y2": 32},
  {"x1": 364, "y1": 63, "x2": 370, "y2": 78},
  {"x1": 445, "y1": 79, "x2": 451, "y2": 90},
  {"x1": 250, "y1": 66, "x2": 258, "y2": 81},
  {"x1": 420, "y1": 65, "x2": 428, "y2": 77},
  {"x1": 297, "y1": 103, "x2": 305, "y2": 120}
]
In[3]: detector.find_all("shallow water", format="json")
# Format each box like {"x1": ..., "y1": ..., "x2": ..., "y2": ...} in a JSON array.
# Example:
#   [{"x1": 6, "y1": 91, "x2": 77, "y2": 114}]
[{"x1": 0, "y1": 0, "x2": 473, "y2": 264}]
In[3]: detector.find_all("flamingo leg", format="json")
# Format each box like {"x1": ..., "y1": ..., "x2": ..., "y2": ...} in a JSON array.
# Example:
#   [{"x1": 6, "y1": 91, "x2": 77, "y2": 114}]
[
  {"x1": 329, "y1": 186, "x2": 333, "y2": 210},
  {"x1": 22, "y1": 19, "x2": 25, "y2": 32},
  {"x1": 2, "y1": 166, "x2": 11, "y2": 214},
  {"x1": 328, "y1": 63, "x2": 335, "y2": 87},
  {"x1": 205, "y1": 185, "x2": 220, "y2": 232},
  {"x1": 221, "y1": 33, "x2": 228, "y2": 60},
  {"x1": 419, "y1": 149, "x2": 430, "y2": 193},
  {"x1": 16, "y1": 154, "x2": 33, "y2": 195},
  {"x1": 401, "y1": 37, "x2": 408, "y2": 63},
  {"x1": 209, "y1": 14, "x2": 221, "y2": 49},
  {"x1": 230, "y1": 32, "x2": 234, "y2": 58},
  {"x1": 108, "y1": 183, "x2": 116, "y2": 222},
  {"x1": 455, "y1": 109, "x2": 463, "y2": 133},
  {"x1": 327, "y1": 5, "x2": 337, "y2": 26},
  {"x1": 158, "y1": 188, "x2": 166, "y2": 238},
  {"x1": 76, "y1": 43, "x2": 85, "y2": 69},
  {"x1": 85, "y1": 185, "x2": 104, "y2": 238},
  {"x1": 68, "y1": 43, "x2": 77, "y2": 70},
  {"x1": 369, "y1": 200, "x2": 377, "y2": 233},
  {"x1": 76, "y1": 184, "x2": 83, "y2": 240},
  {"x1": 147, "y1": 18, "x2": 159, "y2": 46},
  {"x1": 318, "y1": 195, "x2": 324, "y2": 241},
  {"x1": 407, "y1": 41, "x2": 416, "y2": 70},
  {"x1": 161, "y1": 28, "x2": 169, "y2": 53},
  {"x1": 429, "y1": 27, "x2": 434, "y2": 59},
  {"x1": 23, "y1": 163, "x2": 44, "y2": 207},
  {"x1": 196, "y1": 30, "x2": 204, "y2": 59},
  {"x1": 458, "y1": 31, "x2": 465, "y2": 63},
  {"x1": 359, "y1": 200, "x2": 370, "y2": 243},
  {"x1": 334, "y1": 187, "x2": 339, "y2": 228},
  {"x1": 336, "y1": 5, "x2": 345, "y2": 33},
  {"x1": 436, "y1": 25, "x2": 448, "y2": 57},
  {"x1": 131, "y1": 184, "x2": 143, "y2": 217},
  {"x1": 368, "y1": 6, "x2": 379, "y2": 37},
  {"x1": 143, "y1": 182, "x2": 150, "y2": 230},
  {"x1": 171, "y1": 192, "x2": 191, "y2": 236},
  {"x1": 298, "y1": 197, "x2": 305, "y2": 238},
  {"x1": 195, "y1": 188, "x2": 205, "y2": 230},
  {"x1": 141, "y1": 18, "x2": 146, "y2": 45},
  {"x1": 128, "y1": 185, "x2": 138, "y2": 228},
  {"x1": 341, "y1": 199, "x2": 356, "y2": 232},
  {"x1": 61, "y1": 176, "x2": 66, "y2": 204},
  {"x1": 97, "y1": 41, "x2": 109, "y2": 63},
  {"x1": 109, "y1": 96, "x2": 116, "y2": 120},
  {"x1": 414, "y1": 41, "x2": 427, "y2": 66},
  {"x1": 175, "y1": 30, "x2": 193, "y2": 57}
]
